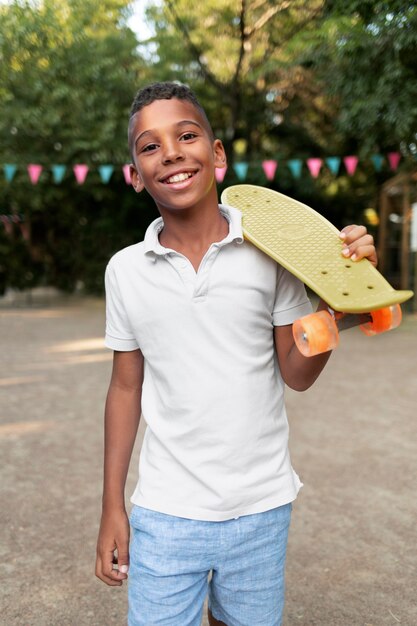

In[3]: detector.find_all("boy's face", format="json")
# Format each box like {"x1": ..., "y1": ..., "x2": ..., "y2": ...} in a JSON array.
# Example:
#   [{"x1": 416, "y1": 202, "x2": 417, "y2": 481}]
[{"x1": 129, "y1": 98, "x2": 226, "y2": 214}]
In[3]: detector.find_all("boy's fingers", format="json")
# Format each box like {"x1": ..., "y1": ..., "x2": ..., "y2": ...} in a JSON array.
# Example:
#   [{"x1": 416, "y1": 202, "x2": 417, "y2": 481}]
[
  {"x1": 95, "y1": 554, "x2": 123, "y2": 586},
  {"x1": 340, "y1": 224, "x2": 367, "y2": 243},
  {"x1": 340, "y1": 226, "x2": 377, "y2": 267},
  {"x1": 96, "y1": 545, "x2": 128, "y2": 585},
  {"x1": 115, "y1": 540, "x2": 130, "y2": 577}
]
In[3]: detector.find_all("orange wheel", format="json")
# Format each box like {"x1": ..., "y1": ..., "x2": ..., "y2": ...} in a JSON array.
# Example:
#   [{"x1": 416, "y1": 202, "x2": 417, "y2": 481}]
[
  {"x1": 360, "y1": 304, "x2": 402, "y2": 336},
  {"x1": 293, "y1": 310, "x2": 339, "y2": 357}
]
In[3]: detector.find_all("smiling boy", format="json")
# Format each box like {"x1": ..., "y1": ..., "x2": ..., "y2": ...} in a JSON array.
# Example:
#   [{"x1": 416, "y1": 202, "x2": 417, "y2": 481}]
[{"x1": 95, "y1": 82, "x2": 377, "y2": 626}]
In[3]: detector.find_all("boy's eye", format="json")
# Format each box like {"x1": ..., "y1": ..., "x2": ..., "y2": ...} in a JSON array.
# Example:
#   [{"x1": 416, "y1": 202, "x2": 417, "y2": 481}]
[
  {"x1": 180, "y1": 132, "x2": 197, "y2": 141},
  {"x1": 141, "y1": 143, "x2": 158, "y2": 153}
]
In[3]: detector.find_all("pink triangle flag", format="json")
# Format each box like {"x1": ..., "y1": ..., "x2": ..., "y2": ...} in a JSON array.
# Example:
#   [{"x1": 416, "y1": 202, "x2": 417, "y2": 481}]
[
  {"x1": 28, "y1": 164, "x2": 43, "y2": 184},
  {"x1": 262, "y1": 160, "x2": 278, "y2": 181},
  {"x1": 123, "y1": 164, "x2": 132, "y2": 184},
  {"x1": 73, "y1": 164, "x2": 89, "y2": 184},
  {"x1": 388, "y1": 152, "x2": 401, "y2": 171},
  {"x1": 344, "y1": 156, "x2": 358, "y2": 176},
  {"x1": 215, "y1": 166, "x2": 227, "y2": 183},
  {"x1": 307, "y1": 158, "x2": 323, "y2": 178}
]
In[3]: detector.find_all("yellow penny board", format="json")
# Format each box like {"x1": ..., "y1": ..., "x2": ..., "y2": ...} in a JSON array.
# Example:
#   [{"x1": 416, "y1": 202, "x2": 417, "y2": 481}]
[{"x1": 221, "y1": 184, "x2": 413, "y2": 314}]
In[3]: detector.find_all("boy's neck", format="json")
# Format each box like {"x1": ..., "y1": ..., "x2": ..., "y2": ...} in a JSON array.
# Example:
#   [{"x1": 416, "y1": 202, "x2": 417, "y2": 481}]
[{"x1": 158, "y1": 203, "x2": 229, "y2": 271}]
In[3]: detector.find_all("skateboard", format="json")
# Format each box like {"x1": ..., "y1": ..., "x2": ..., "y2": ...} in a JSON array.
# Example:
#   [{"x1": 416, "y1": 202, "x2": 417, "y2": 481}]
[{"x1": 221, "y1": 184, "x2": 414, "y2": 356}]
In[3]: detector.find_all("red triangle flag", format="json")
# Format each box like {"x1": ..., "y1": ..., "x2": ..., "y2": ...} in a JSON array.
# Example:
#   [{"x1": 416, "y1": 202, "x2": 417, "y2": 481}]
[
  {"x1": 307, "y1": 158, "x2": 323, "y2": 178},
  {"x1": 344, "y1": 156, "x2": 358, "y2": 176},
  {"x1": 215, "y1": 166, "x2": 227, "y2": 183},
  {"x1": 123, "y1": 164, "x2": 132, "y2": 184},
  {"x1": 73, "y1": 164, "x2": 89, "y2": 184},
  {"x1": 262, "y1": 160, "x2": 278, "y2": 181},
  {"x1": 388, "y1": 152, "x2": 401, "y2": 171},
  {"x1": 28, "y1": 164, "x2": 43, "y2": 184}
]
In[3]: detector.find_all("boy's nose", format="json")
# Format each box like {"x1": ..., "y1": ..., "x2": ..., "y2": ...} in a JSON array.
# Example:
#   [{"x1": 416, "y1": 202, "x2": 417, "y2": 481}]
[{"x1": 161, "y1": 141, "x2": 185, "y2": 164}]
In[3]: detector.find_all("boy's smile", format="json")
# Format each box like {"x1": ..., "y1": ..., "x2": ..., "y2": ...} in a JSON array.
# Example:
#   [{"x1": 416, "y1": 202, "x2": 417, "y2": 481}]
[{"x1": 129, "y1": 98, "x2": 226, "y2": 215}]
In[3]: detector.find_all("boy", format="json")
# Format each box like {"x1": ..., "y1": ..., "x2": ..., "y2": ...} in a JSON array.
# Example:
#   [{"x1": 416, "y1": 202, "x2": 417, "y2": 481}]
[{"x1": 95, "y1": 82, "x2": 377, "y2": 626}]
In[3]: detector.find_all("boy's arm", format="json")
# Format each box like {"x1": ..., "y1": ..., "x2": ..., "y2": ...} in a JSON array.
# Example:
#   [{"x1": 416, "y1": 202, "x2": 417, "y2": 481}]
[
  {"x1": 95, "y1": 349, "x2": 144, "y2": 586},
  {"x1": 275, "y1": 224, "x2": 377, "y2": 391}
]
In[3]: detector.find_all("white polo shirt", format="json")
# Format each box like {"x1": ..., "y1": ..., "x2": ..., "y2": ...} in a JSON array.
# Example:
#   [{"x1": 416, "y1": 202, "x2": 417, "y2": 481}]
[{"x1": 105, "y1": 205, "x2": 312, "y2": 521}]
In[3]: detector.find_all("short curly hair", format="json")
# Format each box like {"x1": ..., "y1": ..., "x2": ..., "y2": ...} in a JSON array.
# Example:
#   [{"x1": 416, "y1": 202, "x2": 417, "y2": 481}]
[{"x1": 128, "y1": 81, "x2": 214, "y2": 154}]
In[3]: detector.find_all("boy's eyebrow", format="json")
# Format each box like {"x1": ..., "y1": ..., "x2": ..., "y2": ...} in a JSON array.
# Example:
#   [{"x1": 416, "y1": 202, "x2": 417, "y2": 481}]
[{"x1": 134, "y1": 120, "x2": 204, "y2": 149}]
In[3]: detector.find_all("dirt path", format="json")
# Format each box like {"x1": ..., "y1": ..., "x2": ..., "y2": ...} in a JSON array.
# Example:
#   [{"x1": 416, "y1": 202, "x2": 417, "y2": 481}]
[{"x1": 0, "y1": 299, "x2": 416, "y2": 625}]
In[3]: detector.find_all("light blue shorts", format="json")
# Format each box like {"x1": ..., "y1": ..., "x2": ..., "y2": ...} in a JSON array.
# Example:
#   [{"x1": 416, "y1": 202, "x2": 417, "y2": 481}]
[{"x1": 128, "y1": 503, "x2": 292, "y2": 626}]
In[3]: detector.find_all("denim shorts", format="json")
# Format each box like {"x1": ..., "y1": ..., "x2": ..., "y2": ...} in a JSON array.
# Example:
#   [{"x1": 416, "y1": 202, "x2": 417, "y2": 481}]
[{"x1": 128, "y1": 503, "x2": 292, "y2": 626}]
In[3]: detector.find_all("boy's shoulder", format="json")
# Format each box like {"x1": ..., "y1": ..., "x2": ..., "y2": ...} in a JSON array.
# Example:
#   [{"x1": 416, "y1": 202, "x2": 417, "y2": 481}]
[
  {"x1": 107, "y1": 240, "x2": 147, "y2": 271},
  {"x1": 108, "y1": 215, "x2": 163, "y2": 271}
]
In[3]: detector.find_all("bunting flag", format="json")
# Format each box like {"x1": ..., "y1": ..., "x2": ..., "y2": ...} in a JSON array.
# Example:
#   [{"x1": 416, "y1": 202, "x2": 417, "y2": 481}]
[
  {"x1": 262, "y1": 160, "x2": 278, "y2": 181},
  {"x1": 344, "y1": 156, "x2": 359, "y2": 176},
  {"x1": 52, "y1": 164, "x2": 66, "y2": 184},
  {"x1": 326, "y1": 157, "x2": 341, "y2": 175},
  {"x1": 233, "y1": 162, "x2": 248, "y2": 181},
  {"x1": 98, "y1": 165, "x2": 114, "y2": 184},
  {"x1": 288, "y1": 159, "x2": 302, "y2": 179},
  {"x1": 123, "y1": 164, "x2": 132, "y2": 184},
  {"x1": 73, "y1": 164, "x2": 89, "y2": 184},
  {"x1": 215, "y1": 166, "x2": 227, "y2": 183},
  {"x1": 388, "y1": 152, "x2": 401, "y2": 171},
  {"x1": 307, "y1": 158, "x2": 323, "y2": 178},
  {"x1": 371, "y1": 154, "x2": 384, "y2": 172},
  {"x1": 0, "y1": 151, "x2": 407, "y2": 187},
  {"x1": 4, "y1": 164, "x2": 17, "y2": 182},
  {"x1": 28, "y1": 164, "x2": 43, "y2": 184}
]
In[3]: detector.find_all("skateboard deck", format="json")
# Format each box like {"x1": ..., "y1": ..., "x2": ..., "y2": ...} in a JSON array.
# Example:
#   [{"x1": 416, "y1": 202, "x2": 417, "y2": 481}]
[{"x1": 221, "y1": 184, "x2": 413, "y2": 314}]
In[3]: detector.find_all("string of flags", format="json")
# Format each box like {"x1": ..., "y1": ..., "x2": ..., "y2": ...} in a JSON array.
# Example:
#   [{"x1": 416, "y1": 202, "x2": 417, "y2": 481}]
[{"x1": 1, "y1": 152, "x2": 403, "y2": 185}]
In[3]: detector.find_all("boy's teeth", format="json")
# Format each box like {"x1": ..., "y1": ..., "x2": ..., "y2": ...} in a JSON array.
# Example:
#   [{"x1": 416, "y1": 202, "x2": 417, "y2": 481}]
[{"x1": 167, "y1": 172, "x2": 192, "y2": 183}]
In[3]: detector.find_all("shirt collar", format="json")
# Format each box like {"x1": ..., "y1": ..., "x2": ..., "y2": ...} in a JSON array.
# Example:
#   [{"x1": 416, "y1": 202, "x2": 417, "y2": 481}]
[{"x1": 144, "y1": 204, "x2": 244, "y2": 257}]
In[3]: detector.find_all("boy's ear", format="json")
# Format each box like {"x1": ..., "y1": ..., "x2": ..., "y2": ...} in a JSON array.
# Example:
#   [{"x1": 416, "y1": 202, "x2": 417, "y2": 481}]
[
  {"x1": 213, "y1": 139, "x2": 227, "y2": 169},
  {"x1": 130, "y1": 164, "x2": 145, "y2": 193}
]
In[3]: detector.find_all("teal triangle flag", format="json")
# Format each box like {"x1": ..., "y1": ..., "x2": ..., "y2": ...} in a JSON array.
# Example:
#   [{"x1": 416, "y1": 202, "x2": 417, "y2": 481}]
[
  {"x1": 371, "y1": 154, "x2": 384, "y2": 172},
  {"x1": 98, "y1": 165, "x2": 114, "y2": 184},
  {"x1": 4, "y1": 164, "x2": 17, "y2": 182},
  {"x1": 287, "y1": 159, "x2": 302, "y2": 179},
  {"x1": 52, "y1": 164, "x2": 66, "y2": 184},
  {"x1": 233, "y1": 162, "x2": 248, "y2": 181},
  {"x1": 326, "y1": 157, "x2": 341, "y2": 175}
]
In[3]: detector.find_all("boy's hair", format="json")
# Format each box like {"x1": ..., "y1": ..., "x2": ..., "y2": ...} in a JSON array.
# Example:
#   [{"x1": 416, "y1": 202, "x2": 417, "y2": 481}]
[{"x1": 128, "y1": 81, "x2": 214, "y2": 151}]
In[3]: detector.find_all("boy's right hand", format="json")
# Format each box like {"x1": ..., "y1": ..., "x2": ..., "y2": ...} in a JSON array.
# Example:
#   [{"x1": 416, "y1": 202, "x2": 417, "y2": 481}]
[{"x1": 95, "y1": 508, "x2": 130, "y2": 586}]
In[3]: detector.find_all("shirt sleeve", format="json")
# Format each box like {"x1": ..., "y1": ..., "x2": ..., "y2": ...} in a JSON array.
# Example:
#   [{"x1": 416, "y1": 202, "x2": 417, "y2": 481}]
[
  {"x1": 272, "y1": 265, "x2": 313, "y2": 326},
  {"x1": 104, "y1": 260, "x2": 139, "y2": 351}
]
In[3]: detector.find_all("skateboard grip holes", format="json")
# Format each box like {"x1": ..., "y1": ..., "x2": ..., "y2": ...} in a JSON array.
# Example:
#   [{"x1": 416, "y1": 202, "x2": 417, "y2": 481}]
[
  {"x1": 345, "y1": 264, "x2": 352, "y2": 268},
  {"x1": 342, "y1": 291, "x2": 349, "y2": 296},
  {"x1": 321, "y1": 270, "x2": 328, "y2": 275},
  {"x1": 367, "y1": 285, "x2": 374, "y2": 290}
]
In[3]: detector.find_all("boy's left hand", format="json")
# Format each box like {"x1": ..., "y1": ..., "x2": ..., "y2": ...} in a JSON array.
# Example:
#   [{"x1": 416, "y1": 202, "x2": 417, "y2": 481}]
[{"x1": 339, "y1": 225, "x2": 377, "y2": 267}]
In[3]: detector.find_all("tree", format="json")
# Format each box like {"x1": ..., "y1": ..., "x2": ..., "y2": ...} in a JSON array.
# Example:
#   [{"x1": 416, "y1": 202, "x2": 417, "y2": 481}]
[
  {"x1": 145, "y1": 0, "x2": 332, "y2": 158},
  {"x1": 313, "y1": 1, "x2": 417, "y2": 154},
  {"x1": 0, "y1": 0, "x2": 153, "y2": 294}
]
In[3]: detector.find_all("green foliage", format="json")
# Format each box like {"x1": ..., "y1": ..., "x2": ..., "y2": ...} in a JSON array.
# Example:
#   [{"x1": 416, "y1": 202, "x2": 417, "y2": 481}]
[
  {"x1": 314, "y1": 1, "x2": 417, "y2": 152},
  {"x1": 0, "y1": 0, "x2": 151, "y2": 294},
  {"x1": 1, "y1": 0, "x2": 416, "y2": 295}
]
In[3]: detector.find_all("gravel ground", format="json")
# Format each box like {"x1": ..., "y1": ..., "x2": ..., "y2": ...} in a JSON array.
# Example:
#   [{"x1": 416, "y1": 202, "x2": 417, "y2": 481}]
[{"x1": 0, "y1": 297, "x2": 416, "y2": 626}]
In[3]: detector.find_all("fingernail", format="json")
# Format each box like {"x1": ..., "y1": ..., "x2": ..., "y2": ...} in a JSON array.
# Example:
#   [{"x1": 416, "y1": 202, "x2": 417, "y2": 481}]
[
  {"x1": 351, "y1": 253, "x2": 357, "y2": 261},
  {"x1": 342, "y1": 248, "x2": 350, "y2": 256},
  {"x1": 119, "y1": 565, "x2": 129, "y2": 574},
  {"x1": 339, "y1": 232, "x2": 346, "y2": 240}
]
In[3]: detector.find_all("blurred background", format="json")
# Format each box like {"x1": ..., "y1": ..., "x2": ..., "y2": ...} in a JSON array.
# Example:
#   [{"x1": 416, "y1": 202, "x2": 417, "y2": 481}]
[{"x1": 0, "y1": 0, "x2": 416, "y2": 305}]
